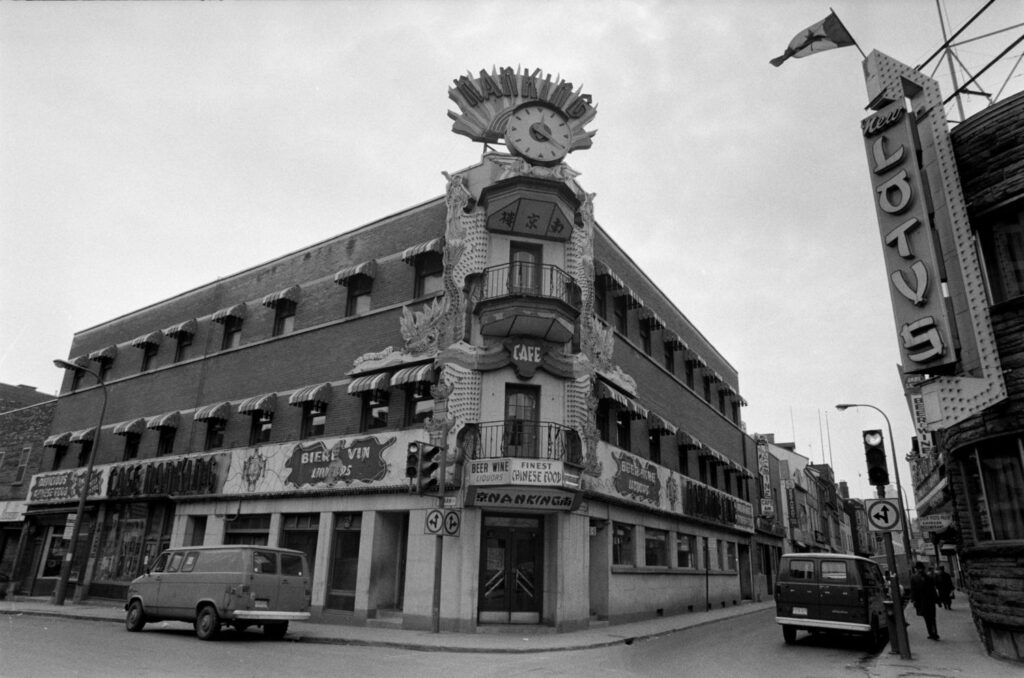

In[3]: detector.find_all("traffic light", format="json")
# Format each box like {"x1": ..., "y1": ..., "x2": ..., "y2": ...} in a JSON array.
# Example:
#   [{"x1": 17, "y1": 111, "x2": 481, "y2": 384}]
[
  {"x1": 419, "y1": 445, "x2": 442, "y2": 494},
  {"x1": 863, "y1": 429, "x2": 890, "y2": 487},
  {"x1": 406, "y1": 443, "x2": 422, "y2": 493}
]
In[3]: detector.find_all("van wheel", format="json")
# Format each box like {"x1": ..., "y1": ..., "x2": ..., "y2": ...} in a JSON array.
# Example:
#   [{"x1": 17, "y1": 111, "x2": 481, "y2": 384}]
[
  {"x1": 264, "y1": 622, "x2": 288, "y2": 639},
  {"x1": 125, "y1": 600, "x2": 146, "y2": 632},
  {"x1": 195, "y1": 605, "x2": 220, "y2": 641},
  {"x1": 782, "y1": 625, "x2": 797, "y2": 644},
  {"x1": 865, "y1": 617, "x2": 883, "y2": 651}
]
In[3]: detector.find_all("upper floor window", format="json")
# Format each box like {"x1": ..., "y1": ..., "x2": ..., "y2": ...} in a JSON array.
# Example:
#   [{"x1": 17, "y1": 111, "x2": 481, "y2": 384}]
[
  {"x1": 13, "y1": 447, "x2": 30, "y2": 484},
  {"x1": 221, "y1": 316, "x2": 243, "y2": 350},
  {"x1": 70, "y1": 368, "x2": 85, "y2": 392},
  {"x1": 249, "y1": 412, "x2": 273, "y2": 445},
  {"x1": 960, "y1": 436, "x2": 1024, "y2": 541},
  {"x1": 615, "y1": 409, "x2": 631, "y2": 452},
  {"x1": 414, "y1": 252, "x2": 444, "y2": 298},
  {"x1": 648, "y1": 432, "x2": 662, "y2": 465},
  {"x1": 703, "y1": 375, "x2": 712, "y2": 402},
  {"x1": 97, "y1": 359, "x2": 112, "y2": 382},
  {"x1": 361, "y1": 392, "x2": 389, "y2": 431},
  {"x1": 718, "y1": 390, "x2": 728, "y2": 414},
  {"x1": 77, "y1": 440, "x2": 92, "y2": 467},
  {"x1": 639, "y1": 321, "x2": 652, "y2": 355},
  {"x1": 122, "y1": 434, "x2": 140, "y2": 461},
  {"x1": 157, "y1": 428, "x2": 175, "y2": 457},
  {"x1": 664, "y1": 343, "x2": 675, "y2": 373},
  {"x1": 301, "y1": 402, "x2": 327, "y2": 439},
  {"x1": 346, "y1": 275, "x2": 373, "y2": 317},
  {"x1": 613, "y1": 296, "x2": 628, "y2": 334},
  {"x1": 509, "y1": 242, "x2": 542, "y2": 295},
  {"x1": 141, "y1": 343, "x2": 159, "y2": 372},
  {"x1": 978, "y1": 207, "x2": 1024, "y2": 304},
  {"x1": 174, "y1": 334, "x2": 192, "y2": 363},
  {"x1": 273, "y1": 299, "x2": 297, "y2": 336},
  {"x1": 51, "y1": 445, "x2": 67, "y2": 471},
  {"x1": 685, "y1": 360, "x2": 695, "y2": 389},
  {"x1": 204, "y1": 419, "x2": 226, "y2": 451},
  {"x1": 404, "y1": 382, "x2": 434, "y2": 426},
  {"x1": 594, "y1": 280, "x2": 607, "y2": 320}
]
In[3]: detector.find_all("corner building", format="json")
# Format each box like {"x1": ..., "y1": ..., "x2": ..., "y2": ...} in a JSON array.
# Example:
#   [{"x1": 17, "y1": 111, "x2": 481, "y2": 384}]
[{"x1": 24, "y1": 68, "x2": 757, "y2": 632}]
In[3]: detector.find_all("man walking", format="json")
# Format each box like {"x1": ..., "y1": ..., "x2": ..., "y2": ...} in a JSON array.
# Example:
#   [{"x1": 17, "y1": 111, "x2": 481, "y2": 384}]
[
  {"x1": 910, "y1": 561, "x2": 940, "y2": 640},
  {"x1": 936, "y1": 565, "x2": 955, "y2": 610}
]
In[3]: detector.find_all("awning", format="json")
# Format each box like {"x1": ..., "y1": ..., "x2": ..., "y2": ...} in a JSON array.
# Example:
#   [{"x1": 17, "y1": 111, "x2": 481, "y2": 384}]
[
  {"x1": 163, "y1": 318, "x2": 197, "y2": 339},
  {"x1": 69, "y1": 428, "x2": 95, "y2": 443},
  {"x1": 113, "y1": 418, "x2": 146, "y2": 437},
  {"x1": 676, "y1": 430, "x2": 701, "y2": 449},
  {"x1": 146, "y1": 411, "x2": 180, "y2": 430},
  {"x1": 639, "y1": 307, "x2": 665, "y2": 330},
  {"x1": 130, "y1": 331, "x2": 163, "y2": 348},
  {"x1": 613, "y1": 286, "x2": 643, "y2": 310},
  {"x1": 289, "y1": 383, "x2": 332, "y2": 406},
  {"x1": 194, "y1": 402, "x2": 231, "y2": 422},
  {"x1": 663, "y1": 330, "x2": 687, "y2": 352},
  {"x1": 686, "y1": 353, "x2": 707, "y2": 369},
  {"x1": 211, "y1": 303, "x2": 248, "y2": 324},
  {"x1": 401, "y1": 237, "x2": 444, "y2": 263},
  {"x1": 594, "y1": 261, "x2": 624, "y2": 290},
  {"x1": 261, "y1": 285, "x2": 301, "y2": 308},
  {"x1": 648, "y1": 413, "x2": 678, "y2": 435},
  {"x1": 390, "y1": 363, "x2": 435, "y2": 386},
  {"x1": 705, "y1": 371, "x2": 723, "y2": 384},
  {"x1": 596, "y1": 382, "x2": 648, "y2": 420},
  {"x1": 734, "y1": 394, "x2": 749, "y2": 407},
  {"x1": 334, "y1": 260, "x2": 378, "y2": 286},
  {"x1": 238, "y1": 393, "x2": 277, "y2": 416},
  {"x1": 88, "y1": 345, "x2": 118, "y2": 363},
  {"x1": 700, "y1": 445, "x2": 729, "y2": 465},
  {"x1": 347, "y1": 373, "x2": 390, "y2": 395},
  {"x1": 44, "y1": 432, "x2": 72, "y2": 448}
]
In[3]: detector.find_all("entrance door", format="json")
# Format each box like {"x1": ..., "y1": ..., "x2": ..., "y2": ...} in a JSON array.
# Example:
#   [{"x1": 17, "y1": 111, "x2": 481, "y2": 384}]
[
  {"x1": 504, "y1": 385, "x2": 539, "y2": 458},
  {"x1": 479, "y1": 515, "x2": 542, "y2": 624}
]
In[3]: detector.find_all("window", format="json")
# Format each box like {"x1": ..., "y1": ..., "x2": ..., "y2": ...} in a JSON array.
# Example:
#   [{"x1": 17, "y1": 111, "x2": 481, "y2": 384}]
[
  {"x1": 122, "y1": 434, "x2": 140, "y2": 461},
  {"x1": 639, "y1": 322, "x2": 651, "y2": 355},
  {"x1": 404, "y1": 383, "x2": 434, "y2": 425},
  {"x1": 77, "y1": 440, "x2": 92, "y2": 467},
  {"x1": 613, "y1": 295, "x2": 627, "y2": 334},
  {"x1": 156, "y1": 428, "x2": 175, "y2": 457},
  {"x1": 676, "y1": 533, "x2": 696, "y2": 568},
  {"x1": 221, "y1": 316, "x2": 242, "y2": 350},
  {"x1": 612, "y1": 523, "x2": 635, "y2": 566},
  {"x1": 649, "y1": 432, "x2": 661, "y2": 465},
  {"x1": 282, "y1": 553, "x2": 305, "y2": 577},
  {"x1": 346, "y1": 275, "x2": 372, "y2": 316},
  {"x1": 703, "y1": 376, "x2": 712, "y2": 402},
  {"x1": 685, "y1": 360, "x2": 695, "y2": 389},
  {"x1": 253, "y1": 550, "x2": 278, "y2": 574},
  {"x1": 725, "y1": 541, "x2": 737, "y2": 571},
  {"x1": 708, "y1": 539, "x2": 721, "y2": 570},
  {"x1": 787, "y1": 559, "x2": 815, "y2": 580},
  {"x1": 249, "y1": 412, "x2": 273, "y2": 445},
  {"x1": 302, "y1": 402, "x2": 328, "y2": 439},
  {"x1": 186, "y1": 516, "x2": 206, "y2": 547},
  {"x1": 173, "y1": 334, "x2": 192, "y2": 363},
  {"x1": 97, "y1": 359, "x2": 112, "y2": 382},
  {"x1": 70, "y1": 368, "x2": 84, "y2": 392},
  {"x1": 166, "y1": 552, "x2": 185, "y2": 573},
  {"x1": 204, "y1": 419, "x2": 226, "y2": 450},
  {"x1": 509, "y1": 242, "x2": 541, "y2": 295},
  {"x1": 732, "y1": 401, "x2": 741, "y2": 425},
  {"x1": 664, "y1": 343, "x2": 675, "y2": 373},
  {"x1": 273, "y1": 299, "x2": 297, "y2": 336},
  {"x1": 718, "y1": 390, "x2": 727, "y2": 414},
  {"x1": 223, "y1": 514, "x2": 270, "y2": 546},
  {"x1": 961, "y1": 436, "x2": 1024, "y2": 541},
  {"x1": 615, "y1": 409, "x2": 631, "y2": 451},
  {"x1": 360, "y1": 392, "x2": 388, "y2": 432},
  {"x1": 698, "y1": 456, "x2": 709, "y2": 484},
  {"x1": 644, "y1": 528, "x2": 668, "y2": 567},
  {"x1": 51, "y1": 446, "x2": 67, "y2": 471},
  {"x1": 12, "y1": 447, "x2": 30, "y2": 484},
  {"x1": 181, "y1": 551, "x2": 199, "y2": 572},
  {"x1": 594, "y1": 280, "x2": 607, "y2": 320},
  {"x1": 977, "y1": 208, "x2": 1024, "y2": 304},
  {"x1": 821, "y1": 560, "x2": 849, "y2": 581},
  {"x1": 597, "y1": 401, "x2": 611, "y2": 443},
  {"x1": 140, "y1": 343, "x2": 158, "y2": 372},
  {"x1": 414, "y1": 252, "x2": 443, "y2": 297}
]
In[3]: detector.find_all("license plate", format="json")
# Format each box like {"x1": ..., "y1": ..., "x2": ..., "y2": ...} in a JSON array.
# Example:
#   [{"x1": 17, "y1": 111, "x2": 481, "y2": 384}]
[
  {"x1": 255, "y1": 599, "x2": 269, "y2": 609},
  {"x1": 792, "y1": 606, "x2": 808, "y2": 616}
]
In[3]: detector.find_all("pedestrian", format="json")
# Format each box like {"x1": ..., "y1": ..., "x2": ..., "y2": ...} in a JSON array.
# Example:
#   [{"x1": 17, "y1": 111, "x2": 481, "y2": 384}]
[
  {"x1": 910, "y1": 561, "x2": 940, "y2": 640},
  {"x1": 936, "y1": 565, "x2": 955, "y2": 610}
]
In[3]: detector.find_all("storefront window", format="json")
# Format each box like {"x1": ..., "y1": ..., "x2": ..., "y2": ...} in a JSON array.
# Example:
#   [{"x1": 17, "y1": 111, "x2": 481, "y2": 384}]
[
  {"x1": 224, "y1": 513, "x2": 270, "y2": 545},
  {"x1": 676, "y1": 532, "x2": 696, "y2": 568},
  {"x1": 644, "y1": 528, "x2": 668, "y2": 566},
  {"x1": 93, "y1": 503, "x2": 173, "y2": 586},
  {"x1": 612, "y1": 523, "x2": 635, "y2": 566},
  {"x1": 327, "y1": 513, "x2": 362, "y2": 611},
  {"x1": 961, "y1": 437, "x2": 1024, "y2": 541}
]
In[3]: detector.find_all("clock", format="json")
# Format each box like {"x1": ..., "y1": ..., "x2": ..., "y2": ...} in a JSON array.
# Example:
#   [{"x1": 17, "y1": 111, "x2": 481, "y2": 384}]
[{"x1": 505, "y1": 104, "x2": 571, "y2": 165}]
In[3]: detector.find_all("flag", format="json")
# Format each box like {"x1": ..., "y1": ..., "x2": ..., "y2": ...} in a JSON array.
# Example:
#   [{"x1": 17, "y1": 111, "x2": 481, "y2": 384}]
[{"x1": 770, "y1": 11, "x2": 857, "y2": 67}]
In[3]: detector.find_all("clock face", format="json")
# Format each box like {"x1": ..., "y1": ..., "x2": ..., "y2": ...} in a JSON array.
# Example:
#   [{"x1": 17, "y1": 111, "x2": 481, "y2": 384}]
[{"x1": 505, "y1": 104, "x2": 571, "y2": 165}]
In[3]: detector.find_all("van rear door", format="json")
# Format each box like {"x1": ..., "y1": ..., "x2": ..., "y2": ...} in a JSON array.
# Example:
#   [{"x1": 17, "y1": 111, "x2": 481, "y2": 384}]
[
  {"x1": 249, "y1": 549, "x2": 282, "y2": 612},
  {"x1": 778, "y1": 557, "x2": 819, "y2": 620},
  {"x1": 817, "y1": 558, "x2": 867, "y2": 626},
  {"x1": 278, "y1": 552, "x2": 310, "y2": 612}
]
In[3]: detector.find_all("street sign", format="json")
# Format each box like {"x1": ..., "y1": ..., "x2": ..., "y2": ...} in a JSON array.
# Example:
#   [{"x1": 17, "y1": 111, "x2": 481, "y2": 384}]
[
  {"x1": 424, "y1": 508, "x2": 461, "y2": 537},
  {"x1": 866, "y1": 498, "x2": 902, "y2": 532},
  {"x1": 442, "y1": 509, "x2": 461, "y2": 537},
  {"x1": 917, "y1": 513, "x2": 951, "y2": 532},
  {"x1": 424, "y1": 509, "x2": 444, "y2": 535}
]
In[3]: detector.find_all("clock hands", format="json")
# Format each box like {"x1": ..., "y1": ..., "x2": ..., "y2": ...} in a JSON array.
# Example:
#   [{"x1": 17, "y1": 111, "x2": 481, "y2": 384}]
[{"x1": 528, "y1": 122, "x2": 567, "y2": 151}]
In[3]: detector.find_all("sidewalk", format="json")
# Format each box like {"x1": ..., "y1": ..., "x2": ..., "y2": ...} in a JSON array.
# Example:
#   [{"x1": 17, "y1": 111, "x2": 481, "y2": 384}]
[{"x1": 1, "y1": 593, "x2": 1021, "y2": 675}]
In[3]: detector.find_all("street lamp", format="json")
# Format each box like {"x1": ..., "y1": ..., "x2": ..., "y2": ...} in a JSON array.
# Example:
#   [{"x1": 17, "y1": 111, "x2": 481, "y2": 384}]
[
  {"x1": 51, "y1": 359, "x2": 108, "y2": 606},
  {"x1": 836, "y1": 402, "x2": 913, "y2": 659}
]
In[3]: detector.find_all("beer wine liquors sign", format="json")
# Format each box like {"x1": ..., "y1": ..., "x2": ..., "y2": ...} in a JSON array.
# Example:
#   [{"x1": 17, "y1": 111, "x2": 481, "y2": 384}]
[{"x1": 862, "y1": 102, "x2": 956, "y2": 373}]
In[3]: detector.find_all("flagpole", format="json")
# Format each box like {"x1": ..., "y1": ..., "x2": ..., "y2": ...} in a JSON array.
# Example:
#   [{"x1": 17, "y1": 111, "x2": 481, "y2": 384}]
[{"x1": 830, "y1": 7, "x2": 866, "y2": 59}]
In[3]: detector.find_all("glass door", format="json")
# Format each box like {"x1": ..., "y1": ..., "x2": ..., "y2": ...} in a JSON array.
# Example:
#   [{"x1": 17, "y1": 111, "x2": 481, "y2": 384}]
[
  {"x1": 478, "y1": 515, "x2": 542, "y2": 624},
  {"x1": 508, "y1": 242, "x2": 541, "y2": 296},
  {"x1": 504, "y1": 385, "x2": 539, "y2": 458}
]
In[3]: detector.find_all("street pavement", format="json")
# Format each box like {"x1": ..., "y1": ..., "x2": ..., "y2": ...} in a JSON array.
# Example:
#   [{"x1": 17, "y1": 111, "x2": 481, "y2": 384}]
[{"x1": 1, "y1": 594, "x2": 1020, "y2": 675}]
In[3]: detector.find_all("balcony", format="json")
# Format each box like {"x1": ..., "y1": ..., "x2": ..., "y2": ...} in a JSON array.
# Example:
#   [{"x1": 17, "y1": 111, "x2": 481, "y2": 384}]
[
  {"x1": 476, "y1": 263, "x2": 581, "y2": 343},
  {"x1": 473, "y1": 420, "x2": 583, "y2": 466}
]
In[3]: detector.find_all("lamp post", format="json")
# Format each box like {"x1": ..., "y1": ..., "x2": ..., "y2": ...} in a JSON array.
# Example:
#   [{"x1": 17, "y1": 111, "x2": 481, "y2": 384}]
[
  {"x1": 51, "y1": 359, "x2": 108, "y2": 606},
  {"x1": 836, "y1": 402, "x2": 913, "y2": 659}
]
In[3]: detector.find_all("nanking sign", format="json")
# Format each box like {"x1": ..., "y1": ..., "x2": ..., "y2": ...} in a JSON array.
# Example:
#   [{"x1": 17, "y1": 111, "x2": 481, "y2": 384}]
[{"x1": 862, "y1": 101, "x2": 957, "y2": 373}]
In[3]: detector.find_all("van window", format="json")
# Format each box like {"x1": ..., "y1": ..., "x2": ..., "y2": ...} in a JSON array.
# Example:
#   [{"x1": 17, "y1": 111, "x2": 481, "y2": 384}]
[
  {"x1": 787, "y1": 559, "x2": 815, "y2": 580},
  {"x1": 166, "y1": 552, "x2": 185, "y2": 573},
  {"x1": 192, "y1": 549, "x2": 242, "y2": 573},
  {"x1": 150, "y1": 553, "x2": 169, "y2": 573},
  {"x1": 821, "y1": 560, "x2": 850, "y2": 581},
  {"x1": 282, "y1": 554, "x2": 304, "y2": 577},
  {"x1": 253, "y1": 550, "x2": 278, "y2": 574},
  {"x1": 181, "y1": 552, "x2": 199, "y2": 573}
]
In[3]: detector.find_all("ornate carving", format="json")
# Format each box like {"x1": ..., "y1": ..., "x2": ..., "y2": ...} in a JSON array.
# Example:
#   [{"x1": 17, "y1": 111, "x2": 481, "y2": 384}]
[{"x1": 400, "y1": 297, "x2": 449, "y2": 355}]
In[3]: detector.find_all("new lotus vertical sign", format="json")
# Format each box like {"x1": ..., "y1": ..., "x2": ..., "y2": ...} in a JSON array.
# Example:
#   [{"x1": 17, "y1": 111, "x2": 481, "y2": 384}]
[{"x1": 862, "y1": 102, "x2": 957, "y2": 373}]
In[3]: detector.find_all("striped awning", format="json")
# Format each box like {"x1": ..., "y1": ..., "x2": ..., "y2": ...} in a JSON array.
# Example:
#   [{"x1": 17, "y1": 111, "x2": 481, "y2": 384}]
[
  {"x1": 594, "y1": 261, "x2": 624, "y2": 290},
  {"x1": 686, "y1": 353, "x2": 707, "y2": 369},
  {"x1": 211, "y1": 303, "x2": 248, "y2": 324},
  {"x1": 69, "y1": 428, "x2": 95, "y2": 443},
  {"x1": 347, "y1": 373, "x2": 390, "y2": 395},
  {"x1": 401, "y1": 237, "x2": 444, "y2": 263},
  {"x1": 639, "y1": 307, "x2": 665, "y2": 330},
  {"x1": 733, "y1": 394, "x2": 749, "y2": 407},
  {"x1": 663, "y1": 330, "x2": 687, "y2": 352},
  {"x1": 390, "y1": 363, "x2": 434, "y2": 387},
  {"x1": 130, "y1": 331, "x2": 163, "y2": 348},
  {"x1": 289, "y1": 383, "x2": 332, "y2": 406},
  {"x1": 700, "y1": 445, "x2": 729, "y2": 465},
  {"x1": 163, "y1": 318, "x2": 197, "y2": 339},
  {"x1": 88, "y1": 345, "x2": 118, "y2": 363},
  {"x1": 613, "y1": 286, "x2": 643, "y2": 310},
  {"x1": 334, "y1": 260, "x2": 378, "y2": 286},
  {"x1": 238, "y1": 393, "x2": 277, "y2": 416},
  {"x1": 44, "y1": 432, "x2": 72, "y2": 448},
  {"x1": 596, "y1": 382, "x2": 648, "y2": 420},
  {"x1": 194, "y1": 402, "x2": 231, "y2": 422},
  {"x1": 648, "y1": 413, "x2": 678, "y2": 436},
  {"x1": 676, "y1": 431, "x2": 701, "y2": 449},
  {"x1": 113, "y1": 418, "x2": 147, "y2": 437},
  {"x1": 261, "y1": 285, "x2": 301, "y2": 308},
  {"x1": 705, "y1": 371, "x2": 724, "y2": 384},
  {"x1": 146, "y1": 411, "x2": 180, "y2": 430}
]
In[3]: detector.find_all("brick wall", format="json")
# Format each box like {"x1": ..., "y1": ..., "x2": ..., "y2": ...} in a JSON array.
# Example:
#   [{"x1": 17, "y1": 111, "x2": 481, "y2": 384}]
[{"x1": 0, "y1": 400, "x2": 55, "y2": 500}]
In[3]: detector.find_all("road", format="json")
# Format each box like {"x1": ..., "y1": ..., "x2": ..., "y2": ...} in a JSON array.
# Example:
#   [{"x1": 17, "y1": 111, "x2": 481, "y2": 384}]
[{"x1": 0, "y1": 609, "x2": 883, "y2": 678}]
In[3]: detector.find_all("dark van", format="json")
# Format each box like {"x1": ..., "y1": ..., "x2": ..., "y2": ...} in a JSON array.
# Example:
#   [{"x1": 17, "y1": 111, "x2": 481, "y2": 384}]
[
  {"x1": 125, "y1": 545, "x2": 311, "y2": 640},
  {"x1": 775, "y1": 552, "x2": 889, "y2": 648}
]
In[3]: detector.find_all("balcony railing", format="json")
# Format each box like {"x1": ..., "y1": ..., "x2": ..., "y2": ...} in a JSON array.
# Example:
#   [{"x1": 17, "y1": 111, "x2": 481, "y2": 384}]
[
  {"x1": 480, "y1": 263, "x2": 579, "y2": 307},
  {"x1": 473, "y1": 420, "x2": 583, "y2": 465}
]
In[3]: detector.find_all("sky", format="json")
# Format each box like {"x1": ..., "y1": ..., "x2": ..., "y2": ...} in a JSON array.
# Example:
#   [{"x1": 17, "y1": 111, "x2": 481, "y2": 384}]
[{"x1": 2, "y1": 1, "x2": 1022, "y2": 509}]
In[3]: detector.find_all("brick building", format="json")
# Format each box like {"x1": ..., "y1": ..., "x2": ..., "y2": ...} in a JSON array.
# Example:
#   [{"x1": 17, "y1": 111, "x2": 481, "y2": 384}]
[{"x1": 16, "y1": 68, "x2": 761, "y2": 632}]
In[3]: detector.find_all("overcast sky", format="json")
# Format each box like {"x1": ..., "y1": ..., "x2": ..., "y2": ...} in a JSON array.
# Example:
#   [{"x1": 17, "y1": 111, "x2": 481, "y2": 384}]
[{"x1": 2, "y1": 1, "x2": 1021, "y2": 506}]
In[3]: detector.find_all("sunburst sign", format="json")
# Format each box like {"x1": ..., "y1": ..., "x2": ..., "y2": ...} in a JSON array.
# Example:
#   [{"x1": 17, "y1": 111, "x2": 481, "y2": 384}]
[{"x1": 448, "y1": 67, "x2": 597, "y2": 155}]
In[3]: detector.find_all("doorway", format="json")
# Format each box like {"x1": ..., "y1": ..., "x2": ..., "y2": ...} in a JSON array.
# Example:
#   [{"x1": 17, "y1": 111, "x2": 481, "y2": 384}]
[
  {"x1": 478, "y1": 514, "x2": 543, "y2": 624},
  {"x1": 504, "y1": 385, "x2": 539, "y2": 458}
]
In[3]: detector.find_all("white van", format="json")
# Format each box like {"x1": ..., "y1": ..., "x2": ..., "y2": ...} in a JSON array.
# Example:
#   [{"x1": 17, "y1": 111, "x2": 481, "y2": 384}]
[{"x1": 125, "y1": 545, "x2": 311, "y2": 640}]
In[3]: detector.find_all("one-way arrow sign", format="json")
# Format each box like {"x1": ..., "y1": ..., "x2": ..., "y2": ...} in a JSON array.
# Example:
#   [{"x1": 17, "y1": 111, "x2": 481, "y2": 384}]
[{"x1": 865, "y1": 498, "x2": 902, "y2": 532}]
